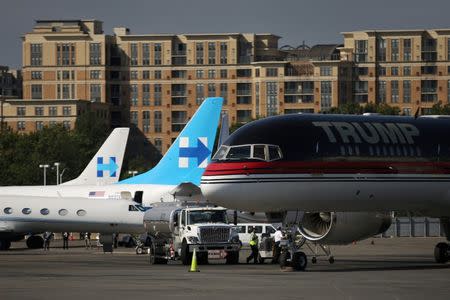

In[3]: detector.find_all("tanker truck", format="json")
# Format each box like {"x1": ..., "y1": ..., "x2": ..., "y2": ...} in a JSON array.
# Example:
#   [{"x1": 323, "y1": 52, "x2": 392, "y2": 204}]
[{"x1": 143, "y1": 202, "x2": 241, "y2": 265}]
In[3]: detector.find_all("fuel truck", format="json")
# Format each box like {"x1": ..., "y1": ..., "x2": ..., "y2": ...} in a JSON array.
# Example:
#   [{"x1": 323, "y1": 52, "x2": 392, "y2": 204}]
[{"x1": 143, "y1": 202, "x2": 241, "y2": 265}]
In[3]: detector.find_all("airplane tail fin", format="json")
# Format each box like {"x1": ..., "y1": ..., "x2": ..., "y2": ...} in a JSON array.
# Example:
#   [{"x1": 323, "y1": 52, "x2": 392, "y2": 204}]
[
  {"x1": 119, "y1": 97, "x2": 223, "y2": 186},
  {"x1": 62, "y1": 128, "x2": 130, "y2": 186}
]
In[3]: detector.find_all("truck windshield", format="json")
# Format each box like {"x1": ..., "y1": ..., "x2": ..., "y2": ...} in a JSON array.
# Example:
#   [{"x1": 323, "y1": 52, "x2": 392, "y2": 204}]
[{"x1": 187, "y1": 210, "x2": 228, "y2": 224}]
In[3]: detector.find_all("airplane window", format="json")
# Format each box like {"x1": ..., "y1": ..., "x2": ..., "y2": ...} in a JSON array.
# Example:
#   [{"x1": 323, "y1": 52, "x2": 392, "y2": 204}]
[
  {"x1": 58, "y1": 209, "x2": 68, "y2": 216},
  {"x1": 226, "y1": 145, "x2": 251, "y2": 160},
  {"x1": 4, "y1": 207, "x2": 13, "y2": 214},
  {"x1": 252, "y1": 145, "x2": 266, "y2": 160},
  {"x1": 77, "y1": 209, "x2": 87, "y2": 216},
  {"x1": 22, "y1": 208, "x2": 32, "y2": 215},
  {"x1": 40, "y1": 208, "x2": 50, "y2": 215},
  {"x1": 213, "y1": 145, "x2": 229, "y2": 160},
  {"x1": 268, "y1": 145, "x2": 282, "y2": 161},
  {"x1": 128, "y1": 205, "x2": 139, "y2": 212}
]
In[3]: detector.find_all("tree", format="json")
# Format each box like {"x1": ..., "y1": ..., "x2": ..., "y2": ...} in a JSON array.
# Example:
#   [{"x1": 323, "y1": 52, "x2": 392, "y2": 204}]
[{"x1": 430, "y1": 102, "x2": 450, "y2": 115}]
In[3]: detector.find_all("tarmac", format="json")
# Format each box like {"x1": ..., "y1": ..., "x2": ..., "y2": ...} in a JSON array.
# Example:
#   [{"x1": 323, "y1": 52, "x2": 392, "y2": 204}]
[{"x1": 0, "y1": 237, "x2": 449, "y2": 300}]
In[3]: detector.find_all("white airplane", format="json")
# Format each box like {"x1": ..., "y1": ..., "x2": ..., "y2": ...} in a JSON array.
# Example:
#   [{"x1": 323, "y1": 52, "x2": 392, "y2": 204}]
[
  {"x1": 0, "y1": 97, "x2": 223, "y2": 250},
  {"x1": 201, "y1": 114, "x2": 450, "y2": 265}
]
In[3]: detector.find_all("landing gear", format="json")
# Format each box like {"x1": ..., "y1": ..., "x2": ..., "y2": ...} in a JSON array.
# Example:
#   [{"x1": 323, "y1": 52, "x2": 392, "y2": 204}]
[
  {"x1": 0, "y1": 240, "x2": 11, "y2": 250},
  {"x1": 434, "y1": 242, "x2": 449, "y2": 264},
  {"x1": 26, "y1": 235, "x2": 44, "y2": 249},
  {"x1": 279, "y1": 250, "x2": 307, "y2": 271},
  {"x1": 305, "y1": 243, "x2": 334, "y2": 264}
]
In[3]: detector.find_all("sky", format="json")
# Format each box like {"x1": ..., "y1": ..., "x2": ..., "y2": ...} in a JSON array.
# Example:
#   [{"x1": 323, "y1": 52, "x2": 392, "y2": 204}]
[{"x1": 1, "y1": 0, "x2": 449, "y2": 68}]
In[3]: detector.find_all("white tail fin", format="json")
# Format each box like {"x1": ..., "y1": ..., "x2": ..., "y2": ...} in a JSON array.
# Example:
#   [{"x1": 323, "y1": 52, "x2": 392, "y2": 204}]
[{"x1": 62, "y1": 128, "x2": 129, "y2": 186}]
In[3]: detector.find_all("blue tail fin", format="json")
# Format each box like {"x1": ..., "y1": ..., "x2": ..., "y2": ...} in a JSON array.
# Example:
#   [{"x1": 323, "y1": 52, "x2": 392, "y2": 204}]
[{"x1": 119, "y1": 97, "x2": 223, "y2": 186}]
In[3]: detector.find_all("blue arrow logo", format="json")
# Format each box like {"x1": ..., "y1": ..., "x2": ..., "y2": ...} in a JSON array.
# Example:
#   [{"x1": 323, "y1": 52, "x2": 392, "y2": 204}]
[
  {"x1": 179, "y1": 138, "x2": 211, "y2": 167},
  {"x1": 97, "y1": 157, "x2": 118, "y2": 177}
]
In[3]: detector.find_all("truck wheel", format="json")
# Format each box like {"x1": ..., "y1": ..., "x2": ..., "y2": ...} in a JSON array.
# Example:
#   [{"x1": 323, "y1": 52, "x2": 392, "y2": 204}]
[
  {"x1": 291, "y1": 251, "x2": 307, "y2": 271},
  {"x1": 226, "y1": 251, "x2": 239, "y2": 264},
  {"x1": 181, "y1": 240, "x2": 192, "y2": 265},
  {"x1": 149, "y1": 244, "x2": 156, "y2": 264},
  {"x1": 197, "y1": 252, "x2": 208, "y2": 265},
  {"x1": 279, "y1": 251, "x2": 290, "y2": 268}
]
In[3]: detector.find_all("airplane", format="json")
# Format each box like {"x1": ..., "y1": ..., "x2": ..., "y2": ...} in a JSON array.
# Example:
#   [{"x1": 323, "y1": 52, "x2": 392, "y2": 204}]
[
  {"x1": 0, "y1": 97, "x2": 223, "y2": 250},
  {"x1": 201, "y1": 113, "x2": 450, "y2": 265}
]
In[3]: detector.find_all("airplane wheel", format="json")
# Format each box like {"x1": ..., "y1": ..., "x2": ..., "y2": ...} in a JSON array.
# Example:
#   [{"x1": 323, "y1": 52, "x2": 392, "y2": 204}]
[
  {"x1": 434, "y1": 242, "x2": 449, "y2": 263},
  {"x1": 328, "y1": 256, "x2": 335, "y2": 264},
  {"x1": 136, "y1": 247, "x2": 143, "y2": 255},
  {"x1": 311, "y1": 257, "x2": 317, "y2": 264},
  {"x1": 291, "y1": 252, "x2": 307, "y2": 271},
  {"x1": 26, "y1": 236, "x2": 44, "y2": 249}
]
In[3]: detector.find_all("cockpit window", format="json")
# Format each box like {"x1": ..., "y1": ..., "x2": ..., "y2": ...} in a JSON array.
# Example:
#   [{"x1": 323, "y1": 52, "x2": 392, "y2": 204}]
[
  {"x1": 135, "y1": 205, "x2": 147, "y2": 212},
  {"x1": 128, "y1": 205, "x2": 139, "y2": 212},
  {"x1": 213, "y1": 144, "x2": 283, "y2": 162}
]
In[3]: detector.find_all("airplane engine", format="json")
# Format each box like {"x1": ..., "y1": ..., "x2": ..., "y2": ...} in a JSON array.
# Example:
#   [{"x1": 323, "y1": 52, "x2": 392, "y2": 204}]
[{"x1": 298, "y1": 212, "x2": 392, "y2": 245}]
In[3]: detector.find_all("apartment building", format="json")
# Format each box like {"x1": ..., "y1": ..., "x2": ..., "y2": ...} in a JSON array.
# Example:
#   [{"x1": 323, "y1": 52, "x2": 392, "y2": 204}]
[{"x1": 340, "y1": 29, "x2": 450, "y2": 115}]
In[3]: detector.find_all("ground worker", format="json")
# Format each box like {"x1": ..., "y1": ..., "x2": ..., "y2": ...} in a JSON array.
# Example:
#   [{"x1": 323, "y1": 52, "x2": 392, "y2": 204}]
[
  {"x1": 84, "y1": 232, "x2": 91, "y2": 249},
  {"x1": 246, "y1": 228, "x2": 259, "y2": 264},
  {"x1": 62, "y1": 232, "x2": 69, "y2": 250},
  {"x1": 272, "y1": 226, "x2": 283, "y2": 263},
  {"x1": 43, "y1": 232, "x2": 53, "y2": 251}
]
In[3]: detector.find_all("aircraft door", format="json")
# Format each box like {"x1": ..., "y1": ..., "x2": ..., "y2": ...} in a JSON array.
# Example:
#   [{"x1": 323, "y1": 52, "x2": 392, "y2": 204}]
[{"x1": 134, "y1": 191, "x2": 143, "y2": 204}]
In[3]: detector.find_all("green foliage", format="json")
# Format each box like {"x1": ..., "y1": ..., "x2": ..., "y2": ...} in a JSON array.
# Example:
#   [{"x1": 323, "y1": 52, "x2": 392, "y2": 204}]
[
  {"x1": 430, "y1": 102, "x2": 450, "y2": 115},
  {"x1": 328, "y1": 102, "x2": 400, "y2": 115}
]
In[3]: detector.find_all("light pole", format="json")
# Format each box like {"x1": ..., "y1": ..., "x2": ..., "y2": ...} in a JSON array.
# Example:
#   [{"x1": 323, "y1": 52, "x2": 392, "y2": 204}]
[
  {"x1": 54, "y1": 162, "x2": 60, "y2": 185},
  {"x1": 128, "y1": 170, "x2": 138, "y2": 177},
  {"x1": 39, "y1": 164, "x2": 50, "y2": 185},
  {"x1": 60, "y1": 168, "x2": 68, "y2": 185},
  {"x1": 0, "y1": 95, "x2": 5, "y2": 132}
]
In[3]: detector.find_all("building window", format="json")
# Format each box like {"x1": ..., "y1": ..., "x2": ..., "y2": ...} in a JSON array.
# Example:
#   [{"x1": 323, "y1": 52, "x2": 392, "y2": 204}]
[
  {"x1": 378, "y1": 67, "x2": 386, "y2": 76},
  {"x1": 377, "y1": 38, "x2": 386, "y2": 61},
  {"x1": 403, "y1": 39, "x2": 412, "y2": 61},
  {"x1": 31, "y1": 71, "x2": 42, "y2": 80},
  {"x1": 171, "y1": 111, "x2": 187, "y2": 132},
  {"x1": 391, "y1": 80, "x2": 399, "y2": 103},
  {"x1": 142, "y1": 43, "x2": 150, "y2": 65},
  {"x1": 378, "y1": 81, "x2": 386, "y2": 103},
  {"x1": 237, "y1": 83, "x2": 252, "y2": 104},
  {"x1": 154, "y1": 84, "x2": 162, "y2": 106},
  {"x1": 266, "y1": 68, "x2": 278, "y2": 77},
  {"x1": 220, "y1": 83, "x2": 227, "y2": 104},
  {"x1": 62, "y1": 84, "x2": 70, "y2": 99},
  {"x1": 207, "y1": 83, "x2": 216, "y2": 97},
  {"x1": 354, "y1": 40, "x2": 368, "y2": 62},
  {"x1": 57, "y1": 43, "x2": 75, "y2": 66},
  {"x1": 90, "y1": 84, "x2": 101, "y2": 102},
  {"x1": 196, "y1": 69, "x2": 204, "y2": 79},
  {"x1": 421, "y1": 80, "x2": 437, "y2": 102},
  {"x1": 391, "y1": 67, "x2": 399, "y2": 76},
  {"x1": 391, "y1": 39, "x2": 399, "y2": 61},
  {"x1": 62, "y1": 121, "x2": 71, "y2": 130},
  {"x1": 36, "y1": 121, "x2": 44, "y2": 131},
  {"x1": 30, "y1": 43, "x2": 42, "y2": 66},
  {"x1": 154, "y1": 43, "x2": 162, "y2": 65},
  {"x1": 320, "y1": 81, "x2": 332, "y2": 111},
  {"x1": 63, "y1": 106, "x2": 71, "y2": 116},
  {"x1": 142, "y1": 84, "x2": 150, "y2": 106},
  {"x1": 17, "y1": 107, "x2": 26, "y2": 116},
  {"x1": 130, "y1": 111, "x2": 138, "y2": 126},
  {"x1": 196, "y1": 84, "x2": 204, "y2": 105},
  {"x1": 154, "y1": 138, "x2": 162, "y2": 153},
  {"x1": 17, "y1": 121, "x2": 25, "y2": 131},
  {"x1": 236, "y1": 110, "x2": 252, "y2": 123},
  {"x1": 171, "y1": 84, "x2": 187, "y2": 105},
  {"x1": 208, "y1": 42, "x2": 216, "y2": 64},
  {"x1": 154, "y1": 111, "x2": 162, "y2": 133},
  {"x1": 89, "y1": 43, "x2": 101, "y2": 65},
  {"x1": 448, "y1": 80, "x2": 450, "y2": 103},
  {"x1": 131, "y1": 84, "x2": 138, "y2": 106},
  {"x1": 143, "y1": 70, "x2": 150, "y2": 79},
  {"x1": 90, "y1": 70, "x2": 101, "y2": 79},
  {"x1": 31, "y1": 84, "x2": 42, "y2": 99},
  {"x1": 266, "y1": 82, "x2": 278, "y2": 116},
  {"x1": 35, "y1": 107, "x2": 44, "y2": 116},
  {"x1": 171, "y1": 70, "x2": 187, "y2": 79},
  {"x1": 208, "y1": 69, "x2": 216, "y2": 79},
  {"x1": 49, "y1": 106, "x2": 57, "y2": 116},
  {"x1": 320, "y1": 67, "x2": 332, "y2": 76},
  {"x1": 196, "y1": 43, "x2": 204, "y2": 64},
  {"x1": 403, "y1": 66, "x2": 411, "y2": 76},
  {"x1": 130, "y1": 70, "x2": 138, "y2": 80},
  {"x1": 403, "y1": 80, "x2": 411, "y2": 103},
  {"x1": 220, "y1": 69, "x2": 227, "y2": 79},
  {"x1": 130, "y1": 43, "x2": 138, "y2": 66},
  {"x1": 154, "y1": 70, "x2": 162, "y2": 79},
  {"x1": 237, "y1": 69, "x2": 251, "y2": 77},
  {"x1": 220, "y1": 42, "x2": 227, "y2": 64},
  {"x1": 142, "y1": 111, "x2": 150, "y2": 133}
]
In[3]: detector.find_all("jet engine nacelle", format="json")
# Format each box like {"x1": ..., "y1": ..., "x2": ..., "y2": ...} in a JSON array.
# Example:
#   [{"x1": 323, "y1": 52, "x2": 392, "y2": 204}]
[{"x1": 298, "y1": 212, "x2": 392, "y2": 245}]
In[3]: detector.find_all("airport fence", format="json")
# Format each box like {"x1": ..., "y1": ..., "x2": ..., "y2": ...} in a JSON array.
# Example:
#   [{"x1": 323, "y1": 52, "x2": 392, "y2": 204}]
[{"x1": 380, "y1": 217, "x2": 445, "y2": 238}]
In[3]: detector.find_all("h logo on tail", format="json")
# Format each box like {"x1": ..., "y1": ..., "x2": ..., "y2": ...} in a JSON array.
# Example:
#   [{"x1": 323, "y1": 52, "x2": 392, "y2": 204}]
[
  {"x1": 178, "y1": 137, "x2": 210, "y2": 168},
  {"x1": 97, "y1": 157, "x2": 118, "y2": 177}
]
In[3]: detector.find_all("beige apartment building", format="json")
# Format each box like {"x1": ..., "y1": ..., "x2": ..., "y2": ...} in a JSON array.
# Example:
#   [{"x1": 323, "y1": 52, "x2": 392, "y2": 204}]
[
  {"x1": 11, "y1": 20, "x2": 450, "y2": 154},
  {"x1": 340, "y1": 29, "x2": 450, "y2": 115}
]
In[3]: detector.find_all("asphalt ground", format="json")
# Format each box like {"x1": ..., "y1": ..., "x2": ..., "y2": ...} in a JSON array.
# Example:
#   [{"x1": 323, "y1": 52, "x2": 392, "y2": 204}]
[{"x1": 0, "y1": 238, "x2": 449, "y2": 300}]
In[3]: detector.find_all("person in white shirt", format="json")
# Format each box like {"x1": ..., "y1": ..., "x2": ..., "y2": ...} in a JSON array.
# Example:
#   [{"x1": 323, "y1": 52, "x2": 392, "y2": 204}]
[{"x1": 272, "y1": 227, "x2": 283, "y2": 263}]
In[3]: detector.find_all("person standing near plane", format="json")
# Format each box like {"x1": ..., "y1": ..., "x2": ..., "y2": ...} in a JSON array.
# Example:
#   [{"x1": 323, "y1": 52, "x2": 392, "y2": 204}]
[
  {"x1": 272, "y1": 227, "x2": 283, "y2": 264},
  {"x1": 43, "y1": 232, "x2": 53, "y2": 251},
  {"x1": 84, "y1": 232, "x2": 91, "y2": 249},
  {"x1": 246, "y1": 229, "x2": 259, "y2": 264},
  {"x1": 62, "y1": 232, "x2": 69, "y2": 250}
]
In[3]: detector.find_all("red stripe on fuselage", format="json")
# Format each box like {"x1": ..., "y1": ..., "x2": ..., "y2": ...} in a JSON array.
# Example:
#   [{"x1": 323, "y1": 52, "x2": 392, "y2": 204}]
[{"x1": 203, "y1": 161, "x2": 450, "y2": 176}]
